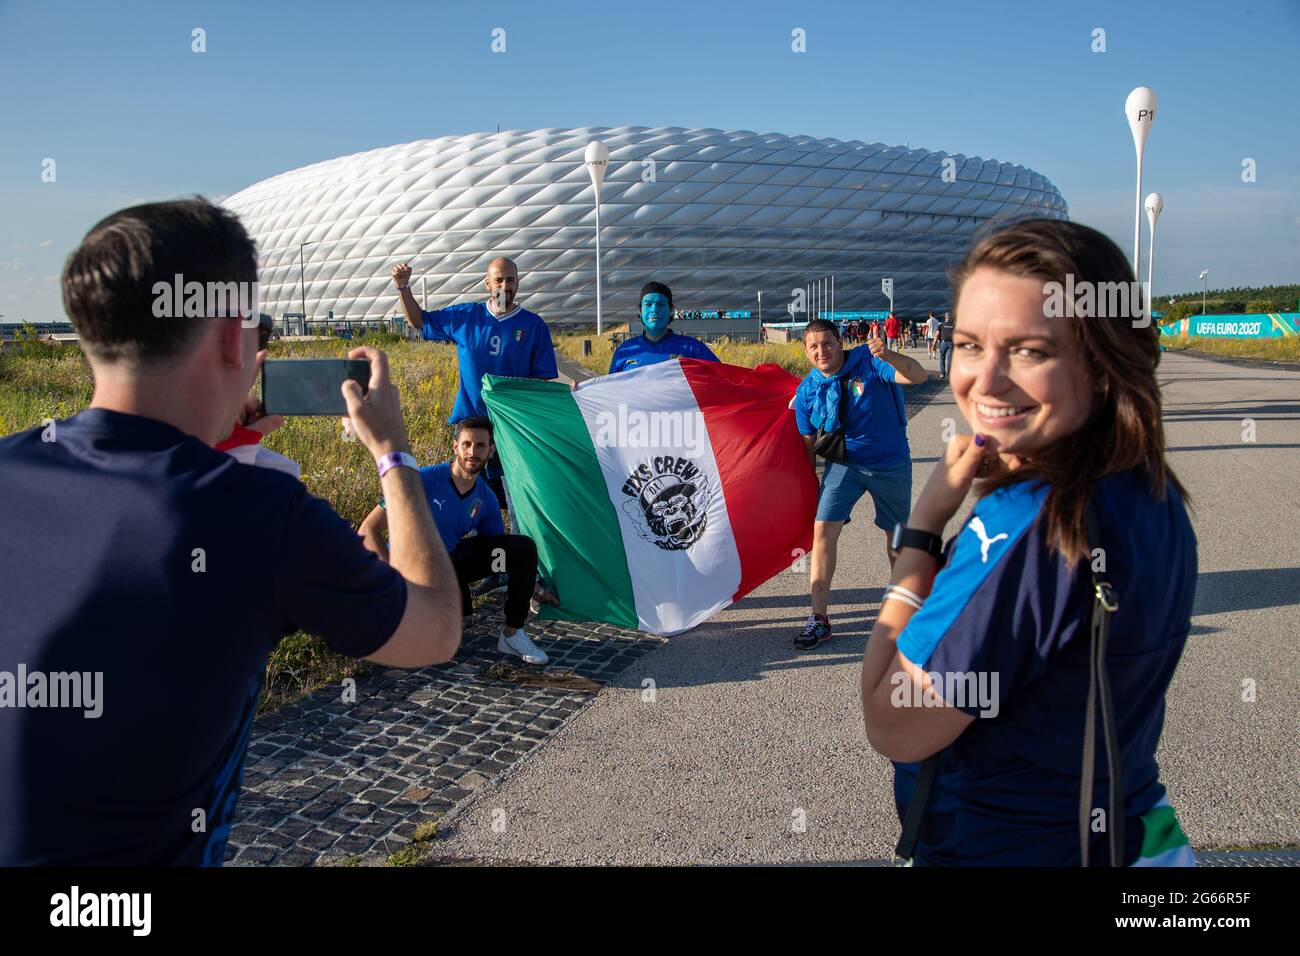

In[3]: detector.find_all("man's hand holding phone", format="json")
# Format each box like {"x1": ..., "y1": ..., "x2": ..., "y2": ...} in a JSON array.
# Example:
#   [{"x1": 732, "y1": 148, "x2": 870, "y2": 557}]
[{"x1": 339, "y1": 348, "x2": 411, "y2": 459}]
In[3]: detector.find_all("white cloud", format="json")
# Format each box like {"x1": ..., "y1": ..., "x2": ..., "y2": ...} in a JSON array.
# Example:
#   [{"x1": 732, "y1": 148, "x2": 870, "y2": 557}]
[
  {"x1": 38, "y1": 239, "x2": 54, "y2": 248},
  {"x1": 0, "y1": 258, "x2": 24, "y2": 272}
]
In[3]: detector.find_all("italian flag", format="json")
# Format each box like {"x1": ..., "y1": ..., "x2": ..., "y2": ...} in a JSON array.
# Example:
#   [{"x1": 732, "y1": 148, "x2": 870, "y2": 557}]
[{"x1": 481, "y1": 359, "x2": 818, "y2": 635}]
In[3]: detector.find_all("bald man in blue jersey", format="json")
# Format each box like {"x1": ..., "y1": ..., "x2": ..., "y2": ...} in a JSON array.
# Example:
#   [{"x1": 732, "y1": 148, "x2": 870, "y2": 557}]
[{"x1": 393, "y1": 257, "x2": 557, "y2": 505}]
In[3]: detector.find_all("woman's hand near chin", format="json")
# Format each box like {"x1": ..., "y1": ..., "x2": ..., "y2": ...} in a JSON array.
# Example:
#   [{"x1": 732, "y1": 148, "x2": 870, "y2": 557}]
[{"x1": 909, "y1": 431, "x2": 1003, "y2": 534}]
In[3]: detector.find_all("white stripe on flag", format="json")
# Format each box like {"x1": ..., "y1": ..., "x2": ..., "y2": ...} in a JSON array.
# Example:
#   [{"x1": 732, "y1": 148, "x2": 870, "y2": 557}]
[{"x1": 571, "y1": 361, "x2": 742, "y2": 634}]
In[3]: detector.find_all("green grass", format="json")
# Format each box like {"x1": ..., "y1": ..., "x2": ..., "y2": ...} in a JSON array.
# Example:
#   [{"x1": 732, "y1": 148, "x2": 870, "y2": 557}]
[
  {"x1": 1163, "y1": 336, "x2": 1300, "y2": 364},
  {"x1": 384, "y1": 821, "x2": 440, "y2": 867},
  {"x1": 0, "y1": 334, "x2": 463, "y2": 714}
]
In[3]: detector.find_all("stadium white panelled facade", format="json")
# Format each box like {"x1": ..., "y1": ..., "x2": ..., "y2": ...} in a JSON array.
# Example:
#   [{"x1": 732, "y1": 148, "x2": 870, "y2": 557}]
[{"x1": 223, "y1": 127, "x2": 1068, "y2": 325}]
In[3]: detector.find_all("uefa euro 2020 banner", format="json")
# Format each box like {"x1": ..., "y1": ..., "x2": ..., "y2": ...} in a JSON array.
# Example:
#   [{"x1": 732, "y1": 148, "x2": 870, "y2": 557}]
[
  {"x1": 481, "y1": 359, "x2": 818, "y2": 636},
  {"x1": 1159, "y1": 312, "x2": 1300, "y2": 339}
]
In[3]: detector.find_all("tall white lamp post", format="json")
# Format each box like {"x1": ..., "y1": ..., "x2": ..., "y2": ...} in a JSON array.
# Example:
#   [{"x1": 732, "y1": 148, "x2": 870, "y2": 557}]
[
  {"x1": 1144, "y1": 192, "x2": 1164, "y2": 325},
  {"x1": 1125, "y1": 87, "x2": 1158, "y2": 275},
  {"x1": 585, "y1": 141, "x2": 609, "y2": 335}
]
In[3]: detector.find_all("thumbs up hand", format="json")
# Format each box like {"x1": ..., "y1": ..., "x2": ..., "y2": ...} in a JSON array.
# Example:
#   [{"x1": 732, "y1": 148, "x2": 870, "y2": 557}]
[{"x1": 869, "y1": 328, "x2": 887, "y2": 358}]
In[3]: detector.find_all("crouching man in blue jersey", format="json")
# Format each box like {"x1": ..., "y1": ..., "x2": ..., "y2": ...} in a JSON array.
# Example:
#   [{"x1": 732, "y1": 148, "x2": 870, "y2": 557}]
[
  {"x1": 392, "y1": 258, "x2": 558, "y2": 506},
  {"x1": 360, "y1": 417, "x2": 558, "y2": 666},
  {"x1": 607, "y1": 282, "x2": 720, "y2": 374}
]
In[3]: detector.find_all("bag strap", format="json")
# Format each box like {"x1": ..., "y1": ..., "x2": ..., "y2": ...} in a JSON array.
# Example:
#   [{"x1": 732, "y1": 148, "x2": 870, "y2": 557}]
[
  {"x1": 893, "y1": 754, "x2": 939, "y2": 865},
  {"x1": 1079, "y1": 498, "x2": 1125, "y2": 867}
]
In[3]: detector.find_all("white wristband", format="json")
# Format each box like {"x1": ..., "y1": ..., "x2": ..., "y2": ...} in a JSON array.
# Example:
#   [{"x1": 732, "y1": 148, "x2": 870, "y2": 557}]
[
  {"x1": 376, "y1": 451, "x2": 418, "y2": 478},
  {"x1": 884, "y1": 593, "x2": 924, "y2": 612}
]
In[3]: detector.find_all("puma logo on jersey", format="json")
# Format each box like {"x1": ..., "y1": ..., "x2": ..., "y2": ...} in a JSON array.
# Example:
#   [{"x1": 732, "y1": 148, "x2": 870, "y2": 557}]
[
  {"x1": 430, "y1": 498, "x2": 444, "y2": 511},
  {"x1": 968, "y1": 516, "x2": 1008, "y2": 563}
]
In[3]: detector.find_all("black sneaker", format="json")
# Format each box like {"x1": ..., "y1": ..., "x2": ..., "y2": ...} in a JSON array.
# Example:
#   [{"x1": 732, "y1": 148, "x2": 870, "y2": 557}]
[{"x1": 794, "y1": 615, "x2": 832, "y2": 650}]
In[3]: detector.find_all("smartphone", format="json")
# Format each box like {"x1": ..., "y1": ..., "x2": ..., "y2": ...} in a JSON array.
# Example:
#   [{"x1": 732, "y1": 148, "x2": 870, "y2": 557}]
[{"x1": 261, "y1": 359, "x2": 370, "y2": 416}]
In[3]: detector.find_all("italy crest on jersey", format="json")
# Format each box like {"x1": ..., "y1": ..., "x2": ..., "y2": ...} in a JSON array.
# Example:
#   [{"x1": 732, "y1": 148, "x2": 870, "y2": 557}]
[
  {"x1": 469, "y1": 497, "x2": 482, "y2": 520},
  {"x1": 513, "y1": 329, "x2": 524, "y2": 342},
  {"x1": 850, "y1": 379, "x2": 865, "y2": 398}
]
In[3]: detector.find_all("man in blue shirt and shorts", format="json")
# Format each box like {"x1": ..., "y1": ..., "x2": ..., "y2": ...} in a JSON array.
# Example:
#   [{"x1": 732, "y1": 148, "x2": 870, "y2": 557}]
[{"x1": 793, "y1": 319, "x2": 928, "y2": 649}]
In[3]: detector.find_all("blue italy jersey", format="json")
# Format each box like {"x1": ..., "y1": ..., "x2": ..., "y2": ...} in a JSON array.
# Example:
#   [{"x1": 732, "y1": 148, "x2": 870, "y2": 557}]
[
  {"x1": 608, "y1": 331, "x2": 721, "y2": 373},
  {"x1": 383, "y1": 462, "x2": 503, "y2": 554},
  {"x1": 892, "y1": 468, "x2": 1197, "y2": 866},
  {"x1": 421, "y1": 301, "x2": 558, "y2": 423},
  {"x1": 794, "y1": 346, "x2": 909, "y2": 468}
]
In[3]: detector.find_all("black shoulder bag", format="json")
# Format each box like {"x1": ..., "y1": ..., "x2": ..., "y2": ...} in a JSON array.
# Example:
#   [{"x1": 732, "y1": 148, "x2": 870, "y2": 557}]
[
  {"x1": 809, "y1": 375, "x2": 850, "y2": 463},
  {"x1": 892, "y1": 498, "x2": 1124, "y2": 867}
]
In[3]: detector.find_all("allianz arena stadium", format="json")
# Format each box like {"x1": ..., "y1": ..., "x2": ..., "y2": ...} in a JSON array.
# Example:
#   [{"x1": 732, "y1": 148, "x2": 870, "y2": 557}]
[{"x1": 223, "y1": 126, "x2": 1068, "y2": 325}]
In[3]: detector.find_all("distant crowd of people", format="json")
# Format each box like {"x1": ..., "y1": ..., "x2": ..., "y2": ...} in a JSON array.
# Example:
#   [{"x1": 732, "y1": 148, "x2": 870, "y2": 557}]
[{"x1": 672, "y1": 308, "x2": 731, "y2": 320}]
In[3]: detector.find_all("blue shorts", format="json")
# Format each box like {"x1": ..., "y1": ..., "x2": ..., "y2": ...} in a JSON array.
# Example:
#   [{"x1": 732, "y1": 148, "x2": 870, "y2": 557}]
[{"x1": 816, "y1": 458, "x2": 912, "y2": 530}]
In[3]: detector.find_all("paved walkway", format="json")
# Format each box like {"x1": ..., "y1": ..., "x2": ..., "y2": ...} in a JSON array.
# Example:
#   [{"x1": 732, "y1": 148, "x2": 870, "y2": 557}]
[
  {"x1": 226, "y1": 608, "x2": 658, "y2": 865},
  {"x1": 429, "y1": 349, "x2": 1300, "y2": 865}
]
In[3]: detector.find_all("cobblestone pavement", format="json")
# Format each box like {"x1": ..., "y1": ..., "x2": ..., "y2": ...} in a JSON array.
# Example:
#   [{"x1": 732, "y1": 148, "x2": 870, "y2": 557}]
[{"x1": 225, "y1": 606, "x2": 664, "y2": 866}]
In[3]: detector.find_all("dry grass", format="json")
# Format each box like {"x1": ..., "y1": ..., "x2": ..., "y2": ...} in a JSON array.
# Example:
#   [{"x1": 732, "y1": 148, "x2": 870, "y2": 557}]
[{"x1": 1163, "y1": 336, "x2": 1300, "y2": 364}]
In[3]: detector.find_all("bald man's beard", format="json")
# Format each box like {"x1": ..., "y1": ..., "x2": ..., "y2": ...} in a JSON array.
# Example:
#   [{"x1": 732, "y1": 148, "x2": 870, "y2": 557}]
[{"x1": 489, "y1": 288, "x2": 515, "y2": 313}]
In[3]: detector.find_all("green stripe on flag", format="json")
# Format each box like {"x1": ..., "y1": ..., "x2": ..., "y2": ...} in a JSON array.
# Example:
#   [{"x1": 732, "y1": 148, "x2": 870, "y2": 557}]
[
  {"x1": 481, "y1": 374, "x2": 638, "y2": 630},
  {"x1": 1138, "y1": 802, "x2": 1191, "y2": 860}
]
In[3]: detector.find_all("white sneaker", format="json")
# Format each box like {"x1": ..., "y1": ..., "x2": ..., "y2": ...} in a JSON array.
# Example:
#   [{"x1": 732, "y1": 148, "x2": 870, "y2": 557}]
[{"x1": 498, "y1": 628, "x2": 548, "y2": 665}]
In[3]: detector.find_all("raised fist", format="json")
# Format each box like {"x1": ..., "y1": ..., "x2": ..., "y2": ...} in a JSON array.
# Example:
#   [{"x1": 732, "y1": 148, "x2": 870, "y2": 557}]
[{"x1": 391, "y1": 263, "x2": 413, "y2": 289}]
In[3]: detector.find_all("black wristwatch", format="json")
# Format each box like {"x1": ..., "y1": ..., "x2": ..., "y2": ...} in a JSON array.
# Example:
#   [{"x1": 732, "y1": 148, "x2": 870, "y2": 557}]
[{"x1": 891, "y1": 523, "x2": 943, "y2": 559}]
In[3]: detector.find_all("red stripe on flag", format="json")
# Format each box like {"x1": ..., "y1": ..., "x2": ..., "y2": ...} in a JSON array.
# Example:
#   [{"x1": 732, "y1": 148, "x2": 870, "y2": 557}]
[{"x1": 679, "y1": 359, "x2": 818, "y2": 603}]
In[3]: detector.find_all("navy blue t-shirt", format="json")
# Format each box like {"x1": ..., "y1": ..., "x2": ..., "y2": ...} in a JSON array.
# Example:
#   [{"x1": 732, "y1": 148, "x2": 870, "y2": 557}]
[
  {"x1": 0, "y1": 409, "x2": 408, "y2": 866},
  {"x1": 795, "y1": 346, "x2": 910, "y2": 468},
  {"x1": 382, "y1": 462, "x2": 503, "y2": 554},
  {"x1": 892, "y1": 468, "x2": 1197, "y2": 866},
  {"x1": 421, "y1": 301, "x2": 558, "y2": 423},
  {"x1": 608, "y1": 331, "x2": 721, "y2": 373}
]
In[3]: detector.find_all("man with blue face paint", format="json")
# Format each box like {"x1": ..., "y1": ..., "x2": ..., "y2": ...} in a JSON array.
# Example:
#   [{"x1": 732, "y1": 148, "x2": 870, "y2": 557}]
[{"x1": 607, "y1": 282, "x2": 721, "y2": 374}]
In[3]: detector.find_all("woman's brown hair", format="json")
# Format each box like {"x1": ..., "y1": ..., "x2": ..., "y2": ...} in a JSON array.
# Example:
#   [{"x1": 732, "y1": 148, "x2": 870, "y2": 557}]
[{"x1": 950, "y1": 217, "x2": 1189, "y2": 566}]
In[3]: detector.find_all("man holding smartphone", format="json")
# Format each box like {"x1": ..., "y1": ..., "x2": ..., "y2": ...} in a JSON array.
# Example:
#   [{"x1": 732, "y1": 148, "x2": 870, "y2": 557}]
[
  {"x1": 0, "y1": 198, "x2": 462, "y2": 866},
  {"x1": 392, "y1": 258, "x2": 558, "y2": 506}
]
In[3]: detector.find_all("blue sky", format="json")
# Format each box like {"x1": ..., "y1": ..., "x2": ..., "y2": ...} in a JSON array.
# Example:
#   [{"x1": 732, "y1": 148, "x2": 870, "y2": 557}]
[{"x1": 2, "y1": 0, "x2": 1297, "y2": 323}]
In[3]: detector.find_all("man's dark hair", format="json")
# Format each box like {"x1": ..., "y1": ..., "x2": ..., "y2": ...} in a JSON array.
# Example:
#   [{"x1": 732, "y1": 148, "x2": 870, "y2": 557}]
[
  {"x1": 802, "y1": 318, "x2": 840, "y2": 341},
  {"x1": 62, "y1": 197, "x2": 257, "y2": 363},
  {"x1": 454, "y1": 417, "x2": 495, "y2": 442},
  {"x1": 640, "y1": 281, "x2": 673, "y2": 309}
]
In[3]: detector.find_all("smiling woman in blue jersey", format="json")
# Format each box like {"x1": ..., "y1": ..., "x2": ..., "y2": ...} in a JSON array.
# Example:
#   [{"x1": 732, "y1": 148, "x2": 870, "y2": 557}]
[
  {"x1": 606, "y1": 282, "x2": 720, "y2": 374},
  {"x1": 860, "y1": 218, "x2": 1198, "y2": 867},
  {"x1": 393, "y1": 257, "x2": 558, "y2": 504}
]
